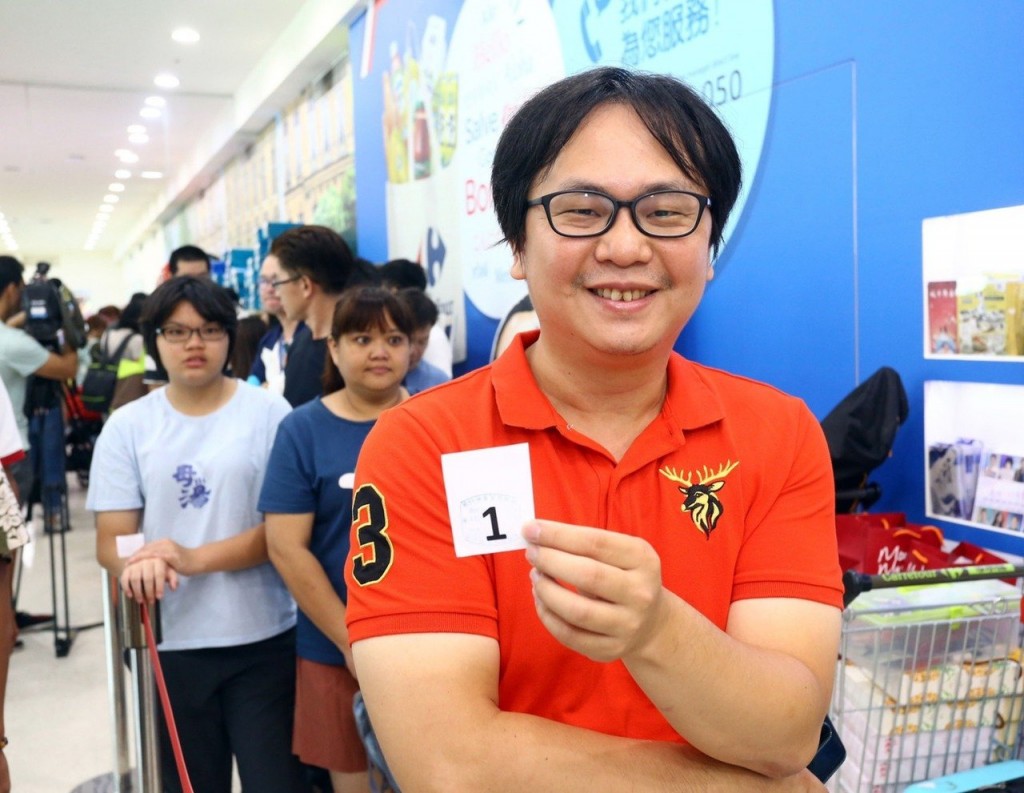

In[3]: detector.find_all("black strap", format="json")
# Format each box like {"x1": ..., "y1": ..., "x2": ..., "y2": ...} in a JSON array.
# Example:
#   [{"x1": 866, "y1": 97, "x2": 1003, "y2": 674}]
[{"x1": 100, "y1": 332, "x2": 135, "y2": 366}]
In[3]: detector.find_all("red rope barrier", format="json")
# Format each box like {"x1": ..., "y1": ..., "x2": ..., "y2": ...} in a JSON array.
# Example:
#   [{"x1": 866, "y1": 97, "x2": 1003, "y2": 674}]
[{"x1": 141, "y1": 602, "x2": 194, "y2": 793}]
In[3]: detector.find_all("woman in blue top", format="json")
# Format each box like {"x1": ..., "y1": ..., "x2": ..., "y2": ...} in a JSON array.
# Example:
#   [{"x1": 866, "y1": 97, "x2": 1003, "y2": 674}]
[{"x1": 260, "y1": 286, "x2": 413, "y2": 793}]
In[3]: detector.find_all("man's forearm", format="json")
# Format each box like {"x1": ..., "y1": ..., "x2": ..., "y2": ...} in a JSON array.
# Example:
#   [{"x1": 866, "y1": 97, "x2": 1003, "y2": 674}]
[
  {"x1": 386, "y1": 703, "x2": 818, "y2": 793},
  {"x1": 623, "y1": 593, "x2": 838, "y2": 775}
]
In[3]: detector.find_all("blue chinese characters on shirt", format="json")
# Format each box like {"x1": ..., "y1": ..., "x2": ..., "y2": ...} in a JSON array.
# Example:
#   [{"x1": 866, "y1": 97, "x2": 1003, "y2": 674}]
[{"x1": 172, "y1": 464, "x2": 211, "y2": 509}]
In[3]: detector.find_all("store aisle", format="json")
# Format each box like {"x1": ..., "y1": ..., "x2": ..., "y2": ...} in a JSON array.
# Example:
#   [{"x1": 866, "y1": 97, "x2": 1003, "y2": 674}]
[{"x1": 6, "y1": 480, "x2": 118, "y2": 792}]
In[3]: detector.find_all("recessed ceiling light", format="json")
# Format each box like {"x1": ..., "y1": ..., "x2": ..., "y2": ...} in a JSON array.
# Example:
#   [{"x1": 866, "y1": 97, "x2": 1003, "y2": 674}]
[
  {"x1": 140, "y1": 171, "x2": 164, "y2": 180},
  {"x1": 128, "y1": 133, "x2": 149, "y2": 145},
  {"x1": 115, "y1": 169, "x2": 132, "y2": 179},
  {"x1": 99, "y1": 205, "x2": 114, "y2": 213},
  {"x1": 144, "y1": 96, "x2": 166, "y2": 108},
  {"x1": 108, "y1": 183, "x2": 125, "y2": 192},
  {"x1": 171, "y1": 27, "x2": 200, "y2": 44},
  {"x1": 115, "y1": 149, "x2": 139, "y2": 164},
  {"x1": 103, "y1": 194, "x2": 119, "y2": 203},
  {"x1": 140, "y1": 107, "x2": 161, "y2": 120},
  {"x1": 154, "y1": 73, "x2": 179, "y2": 89}
]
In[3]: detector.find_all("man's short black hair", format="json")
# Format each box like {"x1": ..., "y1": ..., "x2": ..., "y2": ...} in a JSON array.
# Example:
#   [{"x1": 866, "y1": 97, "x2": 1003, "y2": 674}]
[
  {"x1": 397, "y1": 287, "x2": 438, "y2": 329},
  {"x1": 140, "y1": 276, "x2": 237, "y2": 374},
  {"x1": 168, "y1": 245, "x2": 211, "y2": 275},
  {"x1": 0, "y1": 255, "x2": 24, "y2": 293},
  {"x1": 491, "y1": 67, "x2": 742, "y2": 257},
  {"x1": 269, "y1": 225, "x2": 363, "y2": 295},
  {"x1": 379, "y1": 259, "x2": 427, "y2": 291}
]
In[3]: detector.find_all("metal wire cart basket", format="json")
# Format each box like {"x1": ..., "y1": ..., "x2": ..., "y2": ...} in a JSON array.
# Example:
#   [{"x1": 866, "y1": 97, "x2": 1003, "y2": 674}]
[{"x1": 831, "y1": 568, "x2": 1024, "y2": 792}]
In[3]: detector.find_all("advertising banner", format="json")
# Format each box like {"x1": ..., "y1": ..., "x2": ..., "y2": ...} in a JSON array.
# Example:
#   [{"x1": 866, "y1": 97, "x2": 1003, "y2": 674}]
[{"x1": 352, "y1": 0, "x2": 775, "y2": 371}]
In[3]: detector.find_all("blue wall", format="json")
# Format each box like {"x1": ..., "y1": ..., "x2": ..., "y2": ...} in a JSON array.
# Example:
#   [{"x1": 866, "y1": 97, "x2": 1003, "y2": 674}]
[{"x1": 694, "y1": 1, "x2": 1024, "y2": 552}]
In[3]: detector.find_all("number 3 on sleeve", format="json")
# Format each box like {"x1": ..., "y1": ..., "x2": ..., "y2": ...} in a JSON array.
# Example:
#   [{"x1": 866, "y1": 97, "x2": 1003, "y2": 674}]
[{"x1": 351, "y1": 485, "x2": 395, "y2": 586}]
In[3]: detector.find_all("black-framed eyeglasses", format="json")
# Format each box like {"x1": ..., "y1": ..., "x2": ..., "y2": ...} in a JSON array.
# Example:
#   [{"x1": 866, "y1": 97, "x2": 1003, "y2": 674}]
[
  {"x1": 268, "y1": 274, "x2": 302, "y2": 289},
  {"x1": 526, "y1": 189, "x2": 711, "y2": 239},
  {"x1": 156, "y1": 324, "x2": 228, "y2": 344}
]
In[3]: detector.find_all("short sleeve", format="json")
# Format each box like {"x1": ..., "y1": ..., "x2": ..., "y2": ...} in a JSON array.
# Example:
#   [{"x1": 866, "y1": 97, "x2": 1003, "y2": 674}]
[
  {"x1": 86, "y1": 412, "x2": 144, "y2": 512},
  {"x1": 731, "y1": 402, "x2": 843, "y2": 608},
  {"x1": 258, "y1": 412, "x2": 317, "y2": 515},
  {"x1": 0, "y1": 380, "x2": 23, "y2": 463},
  {"x1": 5, "y1": 333, "x2": 49, "y2": 377},
  {"x1": 344, "y1": 406, "x2": 497, "y2": 643}
]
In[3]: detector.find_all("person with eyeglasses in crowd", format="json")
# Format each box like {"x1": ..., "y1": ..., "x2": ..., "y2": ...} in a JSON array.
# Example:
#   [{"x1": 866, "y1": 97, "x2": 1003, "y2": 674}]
[
  {"x1": 263, "y1": 226, "x2": 377, "y2": 408},
  {"x1": 90, "y1": 276, "x2": 305, "y2": 792},
  {"x1": 247, "y1": 253, "x2": 305, "y2": 395},
  {"x1": 144, "y1": 245, "x2": 215, "y2": 391},
  {"x1": 344, "y1": 67, "x2": 843, "y2": 791}
]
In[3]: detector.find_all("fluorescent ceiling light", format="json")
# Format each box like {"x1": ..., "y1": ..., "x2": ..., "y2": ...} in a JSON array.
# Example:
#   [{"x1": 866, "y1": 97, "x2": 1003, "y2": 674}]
[
  {"x1": 140, "y1": 171, "x2": 164, "y2": 179},
  {"x1": 144, "y1": 96, "x2": 166, "y2": 108},
  {"x1": 103, "y1": 194, "x2": 119, "y2": 203},
  {"x1": 171, "y1": 27, "x2": 200, "y2": 44},
  {"x1": 154, "y1": 73, "x2": 180, "y2": 89},
  {"x1": 140, "y1": 107, "x2": 161, "y2": 120},
  {"x1": 108, "y1": 183, "x2": 125, "y2": 192},
  {"x1": 99, "y1": 205, "x2": 115, "y2": 213},
  {"x1": 115, "y1": 169, "x2": 132, "y2": 179},
  {"x1": 115, "y1": 149, "x2": 139, "y2": 164}
]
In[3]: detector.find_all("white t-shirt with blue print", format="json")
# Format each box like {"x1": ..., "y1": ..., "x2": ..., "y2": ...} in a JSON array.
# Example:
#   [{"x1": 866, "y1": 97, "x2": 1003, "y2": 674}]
[{"x1": 87, "y1": 381, "x2": 295, "y2": 650}]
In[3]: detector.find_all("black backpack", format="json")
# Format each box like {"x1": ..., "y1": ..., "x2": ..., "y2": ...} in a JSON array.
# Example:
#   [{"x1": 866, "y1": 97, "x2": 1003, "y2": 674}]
[{"x1": 81, "y1": 332, "x2": 135, "y2": 415}]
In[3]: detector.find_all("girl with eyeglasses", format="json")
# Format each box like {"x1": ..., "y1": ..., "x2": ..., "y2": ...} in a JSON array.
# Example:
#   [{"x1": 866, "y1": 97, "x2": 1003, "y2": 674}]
[
  {"x1": 259, "y1": 286, "x2": 414, "y2": 793},
  {"x1": 90, "y1": 276, "x2": 305, "y2": 792}
]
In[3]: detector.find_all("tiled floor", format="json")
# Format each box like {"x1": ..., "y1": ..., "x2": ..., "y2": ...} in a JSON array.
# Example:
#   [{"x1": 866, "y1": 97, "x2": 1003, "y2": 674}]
[{"x1": 7, "y1": 479, "x2": 129, "y2": 792}]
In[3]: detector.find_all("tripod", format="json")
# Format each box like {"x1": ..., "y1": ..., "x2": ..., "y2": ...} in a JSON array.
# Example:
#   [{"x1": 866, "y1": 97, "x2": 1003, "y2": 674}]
[{"x1": 25, "y1": 379, "x2": 102, "y2": 657}]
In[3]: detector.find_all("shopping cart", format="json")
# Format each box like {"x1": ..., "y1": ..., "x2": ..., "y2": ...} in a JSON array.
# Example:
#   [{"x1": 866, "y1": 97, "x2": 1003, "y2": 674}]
[{"x1": 831, "y1": 565, "x2": 1024, "y2": 792}]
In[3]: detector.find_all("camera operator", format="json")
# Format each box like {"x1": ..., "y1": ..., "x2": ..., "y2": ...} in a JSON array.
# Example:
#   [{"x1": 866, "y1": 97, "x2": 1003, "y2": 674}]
[{"x1": 0, "y1": 256, "x2": 78, "y2": 506}]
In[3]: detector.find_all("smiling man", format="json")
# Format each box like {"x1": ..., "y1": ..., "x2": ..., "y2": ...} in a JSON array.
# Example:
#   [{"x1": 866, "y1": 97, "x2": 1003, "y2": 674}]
[{"x1": 345, "y1": 67, "x2": 843, "y2": 791}]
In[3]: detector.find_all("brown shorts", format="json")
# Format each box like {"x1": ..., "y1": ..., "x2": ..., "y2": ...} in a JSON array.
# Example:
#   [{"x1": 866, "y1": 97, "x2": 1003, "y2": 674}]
[{"x1": 293, "y1": 657, "x2": 367, "y2": 773}]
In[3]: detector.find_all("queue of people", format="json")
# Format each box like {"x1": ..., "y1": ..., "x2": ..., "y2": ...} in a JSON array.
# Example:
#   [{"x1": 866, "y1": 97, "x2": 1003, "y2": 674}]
[
  {"x1": 80, "y1": 231, "x2": 448, "y2": 790},
  {"x1": 79, "y1": 65, "x2": 843, "y2": 793}
]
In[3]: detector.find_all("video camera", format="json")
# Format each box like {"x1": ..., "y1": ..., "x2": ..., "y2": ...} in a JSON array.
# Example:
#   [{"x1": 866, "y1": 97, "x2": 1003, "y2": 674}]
[{"x1": 21, "y1": 262, "x2": 87, "y2": 352}]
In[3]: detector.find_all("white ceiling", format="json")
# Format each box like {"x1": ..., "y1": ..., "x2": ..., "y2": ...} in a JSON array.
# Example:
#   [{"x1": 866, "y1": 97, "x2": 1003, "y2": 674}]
[{"x1": 0, "y1": 0, "x2": 360, "y2": 267}]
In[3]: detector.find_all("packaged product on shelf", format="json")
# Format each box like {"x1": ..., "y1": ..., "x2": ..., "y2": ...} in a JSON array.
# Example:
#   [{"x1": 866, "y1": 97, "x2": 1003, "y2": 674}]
[
  {"x1": 971, "y1": 452, "x2": 1024, "y2": 531},
  {"x1": 957, "y1": 274, "x2": 1020, "y2": 355},
  {"x1": 928, "y1": 440, "x2": 984, "y2": 519},
  {"x1": 927, "y1": 280, "x2": 958, "y2": 354}
]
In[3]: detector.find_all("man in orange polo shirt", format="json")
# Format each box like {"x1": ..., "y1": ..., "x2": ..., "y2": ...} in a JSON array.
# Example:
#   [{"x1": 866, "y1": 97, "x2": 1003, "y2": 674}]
[{"x1": 346, "y1": 67, "x2": 843, "y2": 791}]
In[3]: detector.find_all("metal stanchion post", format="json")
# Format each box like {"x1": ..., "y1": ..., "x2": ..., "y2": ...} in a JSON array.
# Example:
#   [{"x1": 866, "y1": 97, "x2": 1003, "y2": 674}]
[
  {"x1": 120, "y1": 597, "x2": 163, "y2": 792},
  {"x1": 102, "y1": 572, "x2": 132, "y2": 792}
]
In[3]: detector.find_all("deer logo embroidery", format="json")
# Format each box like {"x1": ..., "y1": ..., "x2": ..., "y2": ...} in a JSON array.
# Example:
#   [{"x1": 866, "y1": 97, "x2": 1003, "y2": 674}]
[{"x1": 659, "y1": 461, "x2": 740, "y2": 539}]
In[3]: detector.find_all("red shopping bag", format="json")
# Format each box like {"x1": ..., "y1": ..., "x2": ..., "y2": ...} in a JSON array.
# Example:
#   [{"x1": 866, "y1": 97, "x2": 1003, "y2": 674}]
[{"x1": 837, "y1": 513, "x2": 947, "y2": 574}]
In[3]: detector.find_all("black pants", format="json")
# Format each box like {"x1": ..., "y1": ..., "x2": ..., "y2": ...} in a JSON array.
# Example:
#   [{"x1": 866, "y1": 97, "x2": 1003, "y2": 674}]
[{"x1": 156, "y1": 628, "x2": 308, "y2": 793}]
